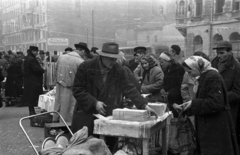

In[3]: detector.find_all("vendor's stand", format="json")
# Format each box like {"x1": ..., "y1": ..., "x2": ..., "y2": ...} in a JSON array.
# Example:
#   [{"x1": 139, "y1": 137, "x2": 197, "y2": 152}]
[{"x1": 94, "y1": 110, "x2": 173, "y2": 155}]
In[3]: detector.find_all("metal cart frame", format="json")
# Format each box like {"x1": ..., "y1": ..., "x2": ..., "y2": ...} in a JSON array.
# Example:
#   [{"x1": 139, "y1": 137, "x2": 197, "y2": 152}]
[{"x1": 19, "y1": 111, "x2": 73, "y2": 155}]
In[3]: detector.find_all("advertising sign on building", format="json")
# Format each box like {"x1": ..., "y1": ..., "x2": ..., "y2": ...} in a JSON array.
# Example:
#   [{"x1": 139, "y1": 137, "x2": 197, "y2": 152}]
[{"x1": 48, "y1": 38, "x2": 68, "y2": 46}]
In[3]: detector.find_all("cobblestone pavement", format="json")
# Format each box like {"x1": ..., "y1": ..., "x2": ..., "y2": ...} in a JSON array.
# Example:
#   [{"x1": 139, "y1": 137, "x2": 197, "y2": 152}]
[{"x1": 0, "y1": 106, "x2": 46, "y2": 155}]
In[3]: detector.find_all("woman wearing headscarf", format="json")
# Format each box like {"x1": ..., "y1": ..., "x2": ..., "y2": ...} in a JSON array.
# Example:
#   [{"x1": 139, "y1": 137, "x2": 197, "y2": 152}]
[
  {"x1": 140, "y1": 54, "x2": 164, "y2": 99},
  {"x1": 181, "y1": 51, "x2": 210, "y2": 102},
  {"x1": 181, "y1": 56, "x2": 239, "y2": 155},
  {"x1": 159, "y1": 51, "x2": 185, "y2": 117}
]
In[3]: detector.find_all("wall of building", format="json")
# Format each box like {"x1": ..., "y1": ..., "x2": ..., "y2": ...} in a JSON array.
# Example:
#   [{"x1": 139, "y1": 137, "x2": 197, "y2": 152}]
[{"x1": 176, "y1": 0, "x2": 240, "y2": 59}]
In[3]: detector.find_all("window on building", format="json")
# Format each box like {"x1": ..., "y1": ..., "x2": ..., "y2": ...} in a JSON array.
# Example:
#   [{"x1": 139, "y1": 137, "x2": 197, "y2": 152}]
[
  {"x1": 155, "y1": 36, "x2": 158, "y2": 42},
  {"x1": 147, "y1": 36, "x2": 150, "y2": 42},
  {"x1": 216, "y1": 0, "x2": 225, "y2": 13},
  {"x1": 229, "y1": 32, "x2": 240, "y2": 57},
  {"x1": 43, "y1": 13, "x2": 45, "y2": 23},
  {"x1": 193, "y1": 35, "x2": 203, "y2": 52},
  {"x1": 179, "y1": 0, "x2": 185, "y2": 15},
  {"x1": 196, "y1": 0, "x2": 203, "y2": 16},
  {"x1": 233, "y1": 0, "x2": 240, "y2": 10},
  {"x1": 37, "y1": 14, "x2": 39, "y2": 24}
]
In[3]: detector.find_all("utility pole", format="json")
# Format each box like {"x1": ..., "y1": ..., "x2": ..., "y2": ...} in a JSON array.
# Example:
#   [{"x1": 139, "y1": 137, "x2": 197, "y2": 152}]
[
  {"x1": 87, "y1": 27, "x2": 88, "y2": 45},
  {"x1": 92, "y1": 10, "x2": 94, "y2": 47},
  {"x1": 209, "y1": 0, "x2": 214, "y2": 58}
]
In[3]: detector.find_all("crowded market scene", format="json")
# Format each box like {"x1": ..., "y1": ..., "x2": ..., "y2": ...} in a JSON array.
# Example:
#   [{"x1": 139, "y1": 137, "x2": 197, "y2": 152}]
[{"x1": 0, "y1": 0, "x2": 240, "y2": 155}]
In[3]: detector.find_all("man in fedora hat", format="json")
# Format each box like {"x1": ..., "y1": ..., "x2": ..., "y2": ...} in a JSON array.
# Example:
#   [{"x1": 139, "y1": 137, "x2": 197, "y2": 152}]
[
  {"x1": 211, "y1": 40, "x2": 240, "y2": 144},
  {"x1": 71, "y1": 42, "x2": 157, "y2": 144},
  {"x1": 22, "y1": 46, "x2": 45, "y2": 118},
  {"x1": 74, "y1": 42, "x2": 93, "y2": 60}
]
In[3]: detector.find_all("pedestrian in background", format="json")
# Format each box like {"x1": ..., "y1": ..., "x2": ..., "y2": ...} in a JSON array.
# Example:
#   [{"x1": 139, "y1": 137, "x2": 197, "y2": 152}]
[
  {"x1": 159, "y1": 51, "x2": 185, "y2": 117},
  {"x1": 5, "y1": 54, "x2": 23, "y2": 106},
  {"x1": 22, "y1": 46, "x2": 45, "y2": 116},
  {"x1": 140, "y1": 54, "x2": 164, "y2": 99},
  {"x1": 53, "y1": 45, "x2": 84, "y2": 122},
  {"x1": 74, "y1": 42, "x2": 93, "y2": 60}
]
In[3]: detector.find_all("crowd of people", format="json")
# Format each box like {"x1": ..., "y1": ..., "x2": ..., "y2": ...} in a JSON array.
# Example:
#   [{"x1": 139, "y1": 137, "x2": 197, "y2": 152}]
[{"x1": 1, "y1": 40, "x2": 240, "y2": 155}]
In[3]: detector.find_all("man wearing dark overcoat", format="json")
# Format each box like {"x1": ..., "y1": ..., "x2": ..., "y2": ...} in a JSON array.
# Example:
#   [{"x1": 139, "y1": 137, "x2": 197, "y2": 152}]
[
  {"x1": 211, "y1": 40, "x2": 240, "y2": 145},
  {"x1": 71, "y1": 42, "x2": 157, "y2": 137},
  {"x1": 22, "y1": 46, "x2": 45, "y2": 116},
  {"x1": 212, "y1": 41, "x2": 240, "y2": 125}
]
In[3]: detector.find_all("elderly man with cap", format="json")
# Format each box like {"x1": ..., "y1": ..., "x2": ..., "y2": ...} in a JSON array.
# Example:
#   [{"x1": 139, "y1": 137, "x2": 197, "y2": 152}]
[
  {"x1": 53, "y1": 44, "x2": 84, "y2": 123},
  {"x1": 211, "y1": 41, "x2": 240, "y2": 138},
  {"x1": 71, "y1": 42, "x2": 157, "y2": 147},
  {"x1": 74, "y1": 42, "x2": 93, "y2": 60},
  {"x1": 22, "y1": 46, "x2": 45, "y2": 118}
]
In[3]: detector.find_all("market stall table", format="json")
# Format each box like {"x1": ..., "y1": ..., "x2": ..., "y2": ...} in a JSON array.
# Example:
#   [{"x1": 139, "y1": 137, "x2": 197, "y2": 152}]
[{"x1": 94, "y1": 112, "x2": 173, "y2": 155}]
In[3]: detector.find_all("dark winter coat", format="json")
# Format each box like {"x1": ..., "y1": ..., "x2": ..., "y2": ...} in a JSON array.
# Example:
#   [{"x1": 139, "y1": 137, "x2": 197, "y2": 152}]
[
  {"x1": 22, "y1": 52, "x2": 45, "y2": 107},
  {"x1": 163, "y1": 62, "x2": 185, "y2": 117},
  {"x1": 190, "y1": 70, "x2": 239, "y2": 155},
  {"x1": 71, "y1": 57, "x2": 147, "y2": 135},
  {"x1": 126, "y1": 58, "x2": 139, "y2": 72},
  {"x1": 5, "y1": 58, "x2": 23, "y2": 98},
  {"x1": 212, "y1": 55, "x2": 240, "y2": 125}
]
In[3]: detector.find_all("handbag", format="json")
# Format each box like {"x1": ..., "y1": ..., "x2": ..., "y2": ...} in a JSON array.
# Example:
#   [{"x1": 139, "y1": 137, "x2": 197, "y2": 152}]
[{"x1": 168, "y1": 110, "x2": 196, "y2": 153}]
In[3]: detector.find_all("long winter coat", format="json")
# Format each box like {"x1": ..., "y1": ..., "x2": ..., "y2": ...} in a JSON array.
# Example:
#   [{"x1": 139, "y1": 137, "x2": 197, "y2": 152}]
[
  {"x1": 22, "y1": 52, "x2": 45, "y2": 107},
  {"x1": 163, "y1": 62, "x2": 185, "y2": 117},
  {"x1": 54, "y1": 51, "x2": 84, "y2": 122},
  {"x1": 5, "y1": 58, "x2": 23, "y2": 98},
  {"x1": 71, "y1": 57, "x2": 147, "y2": 135},
  {"x1": 212, "y1": 55, "x2": 240, "y2": 125},
  {"x1": 190, "y1": 70, "x2": 239, "y2": 155}
]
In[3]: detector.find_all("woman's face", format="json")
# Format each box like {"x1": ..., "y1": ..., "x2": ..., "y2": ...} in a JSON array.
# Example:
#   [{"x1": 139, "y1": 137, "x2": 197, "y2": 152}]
[
  {"x1": 184, "y1": 67, "x2": 200, "y2": 78},
  {"x1": 141, "y1": 59, "x2": 149, "y2": 70}
]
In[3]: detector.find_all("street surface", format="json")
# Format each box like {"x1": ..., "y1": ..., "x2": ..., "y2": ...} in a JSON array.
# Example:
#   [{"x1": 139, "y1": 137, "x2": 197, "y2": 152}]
[{"x1": 0, "y1": 106, "x2": 44, "y2": 155}]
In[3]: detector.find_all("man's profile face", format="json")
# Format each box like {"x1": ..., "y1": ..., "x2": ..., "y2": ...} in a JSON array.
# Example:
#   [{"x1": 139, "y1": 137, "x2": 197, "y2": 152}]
[
  {"x1": 169, "y1": 48, "x2": 176, "y2": 57},
  {"x1": 135, "y1": 53, "x2": 144, "y2": 62},
  {"x1": 216, "y1": 48, "x2": 230, "y2": 62}
]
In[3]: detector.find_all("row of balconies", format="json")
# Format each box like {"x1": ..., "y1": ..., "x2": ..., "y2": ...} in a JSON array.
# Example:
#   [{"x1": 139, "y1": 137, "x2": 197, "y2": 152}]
[{"x1": 176, "y1": 10, "x2": 240, "y2": 26}]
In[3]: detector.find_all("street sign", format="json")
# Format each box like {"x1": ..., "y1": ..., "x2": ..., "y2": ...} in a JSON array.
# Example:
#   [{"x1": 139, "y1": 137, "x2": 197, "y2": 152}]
[{"x1": 48, "y1": 38, "x2": 68, "y2": 46}]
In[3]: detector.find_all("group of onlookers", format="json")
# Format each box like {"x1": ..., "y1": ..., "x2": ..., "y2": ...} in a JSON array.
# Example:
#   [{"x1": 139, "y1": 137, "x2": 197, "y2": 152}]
[
  {"x1": 0, "y1": 49, "x2": 61, "y2": 107},
  {"x1": 121, "y1": 41, "x2": 240, "y2": 155}
]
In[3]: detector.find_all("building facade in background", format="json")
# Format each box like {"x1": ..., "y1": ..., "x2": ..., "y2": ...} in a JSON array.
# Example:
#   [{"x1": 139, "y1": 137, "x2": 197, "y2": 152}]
[
  {"x1": 175, "y1": 0, "x2": 240, "y2": 59},
  {"x1": 0, "y1": 0, "x2": 180, "y2": 53},
  {"x1": 1, "y1": 0, "x2": 82, "y2": 53}
]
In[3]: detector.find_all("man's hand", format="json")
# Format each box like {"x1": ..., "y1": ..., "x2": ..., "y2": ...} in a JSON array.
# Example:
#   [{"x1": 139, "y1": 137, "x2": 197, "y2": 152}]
[
  {"x1": 173, "y1": 103, "x2": 183, "y2": 111},
  {"x1": 145, "y1": 105, "x2": 158, "y2": 119},
  {"x1": 96, "y1": 101, "x2": 107, "y2": 115},
  {"x1": 181, "y1": 100, "x2": 192, "y2": 111}
]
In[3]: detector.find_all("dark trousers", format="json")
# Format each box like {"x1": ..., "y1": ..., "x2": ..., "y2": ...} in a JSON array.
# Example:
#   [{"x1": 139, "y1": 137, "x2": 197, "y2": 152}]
[{"x1": 29, "y1": 106, "x2": 36, "y2": 115}]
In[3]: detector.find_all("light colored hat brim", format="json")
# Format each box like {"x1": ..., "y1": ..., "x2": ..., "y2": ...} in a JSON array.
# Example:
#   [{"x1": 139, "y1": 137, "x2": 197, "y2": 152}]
[{"x1": 96, "y1": 50, "x2": 122, "y2": 59}]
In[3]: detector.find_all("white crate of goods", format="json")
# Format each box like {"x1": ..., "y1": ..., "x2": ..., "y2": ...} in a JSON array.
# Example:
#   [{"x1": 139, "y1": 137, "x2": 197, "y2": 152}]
[
  {"x1": 148, "y1": 103, "x2": 167, "y2": 117},
  {"x1": 113, "y1": 108, "x2": 150, "y2": 122}
]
